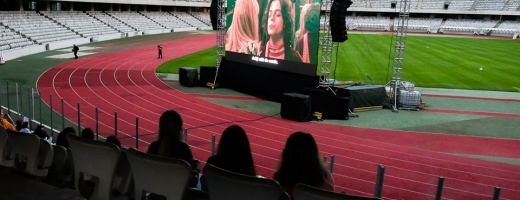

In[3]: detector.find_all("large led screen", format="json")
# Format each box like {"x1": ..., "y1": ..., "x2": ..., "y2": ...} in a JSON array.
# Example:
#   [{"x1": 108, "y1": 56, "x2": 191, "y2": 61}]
[{"x1": 225, "y1": 0, "x2": 321, "y2": 76}]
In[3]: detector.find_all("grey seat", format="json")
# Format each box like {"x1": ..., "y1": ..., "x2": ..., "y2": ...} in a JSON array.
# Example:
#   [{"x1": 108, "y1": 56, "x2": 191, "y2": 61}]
[
  {"x1": 126, "y1": 148, "x2": 192, "y2": 200},
  {"x1": 203, "y1": 164, "x2": 290, "y2": 200},
  {"x1": 67, "y1": 134, "x2": 127, "y2": 200},
  {"x1": 45, "y1": 145, "x2": 68, "y2": 186},
  {"x1": 293, "y1": 183, "x2": 382, "y2": 200},
  {"x1": 0, "y1": 127, "x2": 14, "y2": 167},
  {"x1": 8, "y1": 131, "x2": 53, "y2": 176}
]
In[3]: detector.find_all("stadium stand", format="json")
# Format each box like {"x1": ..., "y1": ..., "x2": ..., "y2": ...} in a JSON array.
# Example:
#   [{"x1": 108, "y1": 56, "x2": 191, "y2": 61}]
[
  {"x1": 441, "y1": 19, "x2": 500, "y2": 33},
  {"x1": 142, "y1": 11, "x2": 191, "y2": 29},
  {"x1": 87, "y1": 11, "x2": 135, "y2": 33},
  {"x1": 1, "y1": 11, "x2": 80, "y2": 45},
  {"x1": 475, "y1": 0, "x2": 508, "y2": 10},
  {"x1": 106, "y1": 11, "x2": 165, "y2": 32},
  {"x1": 394, "y1": 17, "x2": 443, "y2": 33},
  {"x1": 41, "y1": 11, "x2": 119, "y2": 37},
  {"x1": 370, "y1": 0, "x2": 392, "y2": 8},
  {"x1": 349, "y1": 0, "x2": 367, "y2": 8},
  {"x1": 420, "y1": 0, "x2": 445, "y2": 9},
  {"x1": 448, "y1": 0, "x2": 475, "y2": 10},
  {"x1": 171, "y1": 11, "x2": 209, "y2": 28},
  {"x1": 506, "y1": 0, "x2": 520, "y2": 11},
  {"x1": 189, "y1": 12, "x2": 211, "y2": 27},
  {"x1": 347, "y1": 16, "x2": 391, "y2": 31},
  {"x1": 0, "y1": 25, "x2": 34, "y2": 51}
]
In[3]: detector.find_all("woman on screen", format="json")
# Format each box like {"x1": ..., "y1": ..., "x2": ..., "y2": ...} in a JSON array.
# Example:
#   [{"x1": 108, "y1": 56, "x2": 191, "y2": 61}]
[
  {"x1": 226, "y1": 0, "x2": 261, "y2": 55},
  {"x1": 295, "y1": 3, "x2": 320, "y2": 64},
  {"x1": 260, "y1": 0, "x2": 302, "y2": 62}
]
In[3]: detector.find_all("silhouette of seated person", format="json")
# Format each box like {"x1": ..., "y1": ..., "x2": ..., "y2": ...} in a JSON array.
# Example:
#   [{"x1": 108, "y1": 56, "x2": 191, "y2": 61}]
[
  {"x1": 206, "y1": 125, "x2": 256, "y2": 176},
  {"x1": 147, "y1": 110, "x2": 200, "y2": 199},
  {"x1": 273, "y1": 131, "x2": 334, "y2": 198},
  {"x1": 80, "y1": 128, "x2": 95, "y2": 140}
]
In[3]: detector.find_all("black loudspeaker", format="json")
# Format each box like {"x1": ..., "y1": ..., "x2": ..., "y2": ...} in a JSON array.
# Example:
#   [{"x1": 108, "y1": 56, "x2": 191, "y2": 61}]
[
  {"x1": 179, "y1": 67, "x2": 198, "y2": 87},
  {"x1": 199, "y1": 66, "x2": 217, "y2": 86},
  {"x1": 300, "y1": 88, "x2": 349, "y2": 120},
  {"x1": 330, "y1": 0, "x2": 352, "y2": 42},
  {"x1": 210, "y1": 0, "x2": 218, "y2": 30},
  {"x1": 281, "y1": 93, "x2": 312, "y2": 122}
]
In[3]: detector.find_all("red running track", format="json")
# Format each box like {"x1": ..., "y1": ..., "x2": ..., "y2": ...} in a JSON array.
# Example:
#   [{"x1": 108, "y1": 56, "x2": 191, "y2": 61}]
[{"x1": 37, "y1": 33, "x2": 520, "y2": 200}]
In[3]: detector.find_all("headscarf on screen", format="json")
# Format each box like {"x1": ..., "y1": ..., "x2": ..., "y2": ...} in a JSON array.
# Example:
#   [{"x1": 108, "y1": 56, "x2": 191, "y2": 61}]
[{"x1": 226, "y1": 0, "x2": 261, "y2": 55}]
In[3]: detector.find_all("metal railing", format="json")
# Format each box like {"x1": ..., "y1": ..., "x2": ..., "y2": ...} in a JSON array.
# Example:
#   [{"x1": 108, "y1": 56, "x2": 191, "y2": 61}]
[{"x1": 0, "y1": 79, "x2": 506, "y2": 200}]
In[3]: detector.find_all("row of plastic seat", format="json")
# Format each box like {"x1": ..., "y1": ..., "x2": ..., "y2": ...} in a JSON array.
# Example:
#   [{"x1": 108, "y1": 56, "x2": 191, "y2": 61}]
[
  {"x1": 26, "y1": 30, "x2": 74, "y2": 37},
  {"x1": 0, "y1": 35, "x2": 22, "y2": 40},
  {"x1": 35, "y1": 35, "x2": 81, "y2": 44},
  {"x1": 0, "y1": 127, "x2": 53, "y2": 177},
  {"x1": 0, "y1": 38, "x2": 28, "y2": 46},
  {"x1": 62, "y1": 133, "x2": 380, "y2": 200}
]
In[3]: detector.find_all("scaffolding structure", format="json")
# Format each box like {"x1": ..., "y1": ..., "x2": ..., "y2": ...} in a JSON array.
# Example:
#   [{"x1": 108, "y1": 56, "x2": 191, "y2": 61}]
[
  {"x1": 318, "y1": 0, "x2": 336, "y2": 94},
  {"x1": 212, "y1": 0, "x2": 226, "y2": 89},
  {"x1": 389, "y1": 0, "x2": 411, "y2": 112}
]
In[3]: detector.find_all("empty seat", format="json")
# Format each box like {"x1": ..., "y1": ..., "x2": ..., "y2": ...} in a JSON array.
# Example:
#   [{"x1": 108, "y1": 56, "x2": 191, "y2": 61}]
[
  {"x1": 7, "y1": 131, "x2": 53, "y2": 177},
  {"x1": 0, "y1": 127, "x2": 14, "y2": 167},
  {"x1": 203, "y1": 164, "x2": 290, "y2": 200},
  {"x1": 67, "y1": 134, "x2": 127, "y2": 200},
  {"x1": 126, "y1": 148, "x2": 193, "y2": 200},
  {"x1": 293, "y1": 183, "x2": 382, "y2": 200}
]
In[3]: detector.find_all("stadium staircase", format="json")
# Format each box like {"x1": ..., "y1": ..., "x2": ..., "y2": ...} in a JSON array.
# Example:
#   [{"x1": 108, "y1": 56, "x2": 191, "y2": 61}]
[
  {"x1": 367, "y1": 0, "x2": 371, "y2": 8},
  {"x1": 40, "y1": 11, "x2": 81, "y2": 37},
  {"x1": 437, "y1": 18, "x2": 447, "y2": 33},
  {"x1": 487, "y1": 20, "x2": 504, "y2": 35},
  {"x1": 471, "y1": 0, "x2": 480, "y2": 10},
  {"x1": 169, "y1": 12, "x2": 192, "y2": 27},
  {"x1": 86, "y1": 12, "x2": 122, "y2": 33},
  {"x1": 418, "y1": 0, "x2": 423, "y2": 8},
  {"x1": 389, "y1": 17, "x2": 395, "y2": 31},
  {"x1": 187, "y1": 12, "x2": 210, "y2": 26},
  {"x1": 105, "y1": 12, "x2": 138, "y2": 32},
  {"x1": 503, "y1": 0, "x2": 513, "y2": 10},
  {"x1": 138, "y1": 12, "x2": 168, "y2": 29}
]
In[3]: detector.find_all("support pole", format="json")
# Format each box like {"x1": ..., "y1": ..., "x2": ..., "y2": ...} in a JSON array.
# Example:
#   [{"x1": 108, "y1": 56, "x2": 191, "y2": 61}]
[
  {"x1": 27, "y1": 87, "x2": 31, "y2": 120},
  {"x1": 16, "y1": 83, "x2": 19, "y2": 113},
  {"x1": 61, "y1": 99, "x2": 65, "y2": 130},
  {"x1": 389, "y1": 0, "x2": 411, "y2": 112},
  {"x1": 183, "y1": 128, "x2": 188, "y2": 144},
  {"x1": 50, "y1": 94, "x2": 53, "y2": 133},
  {"x1": 435, "y1": 177, "x2": 444, "y2": 200},
  {"x1": 6, "y1": 81, "x2": 10, "y2": 113},
  {"x1": 77, "y1": 103, "x2": 81, "y2": 133},
  {"x1": 136, "y1": 117, "x2": 139, "y2": 149},
  {"x1": 114, "y1": 111, "x2": 118, "y2": 137},
  {"x1": 374, "y1": 165, "x2": 385, "y2": 198},
  {"x1": 31, "y1": 88, "x2": 35, "y2": 120},
  {"x1": 212, "y1": 0, "x2": 226, "y2": 89},
  {"x1": 211, "y1": 134, "x2": 216, "y2": 156},
  {"x1": 38, "y1": 91, "x2": 42, "y2": 125},
  {"x1": 493, "y1": 187, "x2": 501, "y2": 200},
  {"x1": 0, "y1": 81, "x2": 2, "y2": 107},
  {"x1": 318, "y1": 0, "x2": 336, "y2": 94},
  {"x1": 95, "y1": 107, "x2": 99, "y2": 141},
  {"x1": 329, "y1": 155, "x2": 335, "y2": 173}
]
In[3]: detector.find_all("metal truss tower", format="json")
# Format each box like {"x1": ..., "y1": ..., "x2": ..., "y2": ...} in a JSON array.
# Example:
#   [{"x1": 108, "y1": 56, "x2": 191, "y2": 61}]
[
  {"x1": 389, "y1": 0, "x2": 410, "y2": 112},
  {"x1": 212, "y1": 0, "x2": 226, "y2": 89},
  {"x1": 318, "y1": 0, "x2": 336, "y2": 94}
]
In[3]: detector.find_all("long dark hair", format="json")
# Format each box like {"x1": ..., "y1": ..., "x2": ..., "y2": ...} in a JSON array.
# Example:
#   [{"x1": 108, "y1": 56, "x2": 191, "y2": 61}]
[
  {"x1": 261, "y1": 0, "x2": 296, "y2": 52},
  {"x1": 273, "y1": 131, "x2": 328, "y2": 188},
  {"x1": 215, "y1": 125, "x2": 256, "y2": 175},
  {"x1": 157, "y1": 110, "x2": 184, "y2": 157},
  {"x1": 56, "y1": 127, "x2": 77, "y2": 148}
]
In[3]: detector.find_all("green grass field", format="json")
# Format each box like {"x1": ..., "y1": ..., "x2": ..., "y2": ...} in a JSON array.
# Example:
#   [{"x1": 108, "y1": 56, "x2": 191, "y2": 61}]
[{"x1": 157, "y1": 33, "x2": 520, "y2": 92}]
